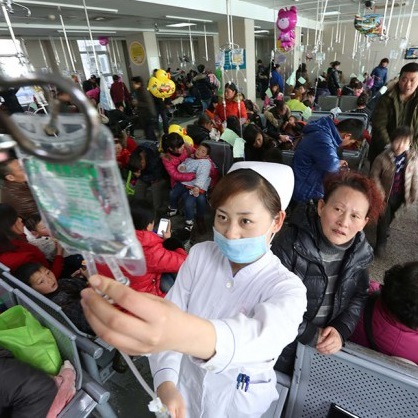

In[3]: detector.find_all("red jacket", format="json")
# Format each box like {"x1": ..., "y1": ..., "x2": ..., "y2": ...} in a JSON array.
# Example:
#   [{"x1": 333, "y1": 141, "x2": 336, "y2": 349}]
[
  {"x1": 97, "y1": 230, "x2": 187, "y2": 297},
  {"x1": 350, "y1": 281, "x2": 418, "y2": 364},
  {"x1": 0, "y1": 236, "x2": 63, "y2": 278},
  {"x1": 110, "y1": 81, "x2": 130, "y2": 106},
  {"x1": 161, "y1": 147, "x2": 195, "y2": 188},
  {"x1": 214, "y1": 98, "x2": 247, "y2": 122}
]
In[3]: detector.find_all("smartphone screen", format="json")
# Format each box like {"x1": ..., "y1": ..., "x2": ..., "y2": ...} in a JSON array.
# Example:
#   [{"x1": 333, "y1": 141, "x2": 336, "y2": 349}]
[{"x1": 157, "y1": 218, "x2": 169, "y2": 237}]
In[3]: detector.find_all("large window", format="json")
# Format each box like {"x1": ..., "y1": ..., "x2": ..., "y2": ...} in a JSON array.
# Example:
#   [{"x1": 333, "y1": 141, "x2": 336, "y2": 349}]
[
  {"x1": 0, "y1": 39, "x2": 36, "y2": 106},
  {"x1": 77, "y1": 40, "x2": 113, "y2": 87}
]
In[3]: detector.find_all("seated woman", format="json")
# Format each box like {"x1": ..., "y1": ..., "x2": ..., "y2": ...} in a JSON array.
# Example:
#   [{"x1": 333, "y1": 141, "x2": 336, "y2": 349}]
[
  {"x1": 264, "y1": 100, "x2": 292, "y2": 143},
  {"x1": 244, "y1": 99, "x2": 263, "y2": 129},
  {"x1": 350, "y1": 262, "x2": 418, "y2": 365},
  {"x1": 186, "y1": 113, "x2": 213, "y2": 145},
  {"x1": 263, "y1": 82, "x2": 283, "y2": 111},
  {"x1": 285, "y1": 89, "x2": 312, "y2": 120},
  {"x1": 0, "y1": 203, "x2": 64, "y2": 278},
  {"x1": 14, "y1": 262, "x2": 93, "y2": 334},
  {"x1": 214, "y1": 82, "x2": 247, "y2": 123},
  {"x1": 271, "y1": 171, "x2": 384, "y2": 375}
]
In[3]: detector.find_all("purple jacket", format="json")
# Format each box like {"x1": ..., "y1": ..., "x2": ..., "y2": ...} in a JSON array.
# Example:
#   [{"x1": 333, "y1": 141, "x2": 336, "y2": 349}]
[{"x1": 349, "y1": 281, "x2": 418, "y2": 364}]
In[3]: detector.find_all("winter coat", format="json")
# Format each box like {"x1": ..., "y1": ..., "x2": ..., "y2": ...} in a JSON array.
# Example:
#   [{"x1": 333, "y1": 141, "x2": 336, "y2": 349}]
[
  {"x1": 214, "y1": 97, "x2": 247, "y2": 122},
  {"x1": 161, "y1": 147, "x2": 195, "y2": 188},
  {"x1": 192, "y1": 73, "x2": 213, "y2": 101},
  {"x1": 0, "y1": 349, "x2": 57, "y2": 417},
  {"x1": 271, "y1": 203, "x2": 372, "y2": 374},
  {"x1": 370, "y1": 147, "x2": 418, "y2": 206},
  {"x1": 286, "y1": 99, "x2": 312, "y2": 120},
  {"x1": 0, "y1": 235, "x2": 64, "y2": 278},
  {"x1": 48, "y1": 277, "x2": 92, "y2": 334},
  {"x1": 110, "y1": 80, "x2": 130, "y2": 106},
  {"x1": 327, "y1": 68, "x2": 340, "y2": 95},
  {"x1": 270, "y1": 70, "x2": 284, "y2": 93},
  {"x1": 186, "y1": 124, "x2": 211, "y2": 145},
  {"x1": 292, "y1": 116, "x2": 342, "y2": 202},
  {"x1": 350, "y1": 281, "x2": 418, "y2": 364},
  {"x1": 97, "y1": 231, "x2": 187, "y2": 297},
  {"x1": 370, "y1": 85, "x2": 418, "y2": 161},
  {"x1": 1, "y1": 181, "x2": 38, "y2": 221},
  {"x1": 370, "y1": 65, "x2": 388, "y2": 89}
]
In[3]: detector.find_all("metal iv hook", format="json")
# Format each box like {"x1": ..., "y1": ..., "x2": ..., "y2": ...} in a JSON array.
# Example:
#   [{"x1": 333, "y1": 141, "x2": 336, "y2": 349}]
[{"x1": 0, "y1": 72, "x2": 100, "y2": 162}]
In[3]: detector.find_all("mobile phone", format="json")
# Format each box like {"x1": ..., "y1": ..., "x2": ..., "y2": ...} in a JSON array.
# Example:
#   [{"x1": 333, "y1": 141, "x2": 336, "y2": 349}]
[{"x1": 157, "y1": 218, "x2": 169, "y2": 237}]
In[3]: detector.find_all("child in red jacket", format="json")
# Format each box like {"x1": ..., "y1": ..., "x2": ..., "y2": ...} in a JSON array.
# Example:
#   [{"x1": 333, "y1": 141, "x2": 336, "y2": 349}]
[{"x1": 97, "y1": 199, "x2": 187, "y2": 296}]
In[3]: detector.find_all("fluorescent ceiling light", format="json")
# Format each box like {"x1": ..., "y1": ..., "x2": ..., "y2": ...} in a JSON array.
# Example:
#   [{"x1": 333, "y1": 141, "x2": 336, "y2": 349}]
[
  {"x1": 254, "y1": 25, "x2": 261, "y2": 29},
  {"x1": 18, "y1": 1, "x2": 118, "y2": 13},
  {"x1": 323, "y1": 11, "x2": 341, "y2": 16},
  {"x1": 165, "y1": 15, "x2": 213, "y2": 23},
  {"x1": 255, "y1": 30, "x2": 269, "y2": 33},
  {"x1": 166, "y1": 23, "x2": 197, "y2": 27},
  {"x1": 57, "y1": 30, "x2": 116, "y2": 34}
]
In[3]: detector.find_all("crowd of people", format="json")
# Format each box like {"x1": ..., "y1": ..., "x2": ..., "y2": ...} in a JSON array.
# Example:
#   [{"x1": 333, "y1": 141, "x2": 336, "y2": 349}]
[{"x1": 1, "y1": 55, "x2": 418, "y2": 418}]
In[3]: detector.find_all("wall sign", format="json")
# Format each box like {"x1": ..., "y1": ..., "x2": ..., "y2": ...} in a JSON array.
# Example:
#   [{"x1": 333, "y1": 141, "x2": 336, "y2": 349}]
[{"x1": 129, "y1": 41, "x2": 146, "y2": 66}]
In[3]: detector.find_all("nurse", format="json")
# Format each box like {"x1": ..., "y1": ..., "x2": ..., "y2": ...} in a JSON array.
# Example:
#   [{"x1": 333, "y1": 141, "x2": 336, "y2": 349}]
[{"x1": 81, "y1": 161, "x2": 307, "y2": 418}]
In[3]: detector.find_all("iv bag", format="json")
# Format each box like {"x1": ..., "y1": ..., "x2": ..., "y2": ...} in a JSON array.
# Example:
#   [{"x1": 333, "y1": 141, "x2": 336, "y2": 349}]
[{"x1": 11, "y1": 113, "x2": 145, "y2": 276}]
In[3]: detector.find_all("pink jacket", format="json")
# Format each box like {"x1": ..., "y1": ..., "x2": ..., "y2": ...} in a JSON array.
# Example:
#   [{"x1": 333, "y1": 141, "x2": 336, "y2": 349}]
[
  {"x1": 97, "y1": 230, "x2": 187, "y2": 297},
  {"x1": 161, "y1": 147, "x2": 195, "y2": 187},
  {"x1": 349, "y1": 281, "x2": 418, "y2": 364}
]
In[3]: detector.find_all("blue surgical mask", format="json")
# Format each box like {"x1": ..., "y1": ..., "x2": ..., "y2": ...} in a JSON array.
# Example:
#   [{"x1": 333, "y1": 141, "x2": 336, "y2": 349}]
[{"x1": 213, "y1": 227, "x2": 274, "y2": 264}]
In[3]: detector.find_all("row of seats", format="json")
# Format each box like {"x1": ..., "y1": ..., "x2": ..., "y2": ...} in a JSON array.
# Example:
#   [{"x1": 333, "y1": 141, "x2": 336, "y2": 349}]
[
  {"x1": 0, "y1": 262, "x2": 118, "y2": 418},
  {"x1": 318, "y1": 95, "x2": 360, "y2": 112},
  {"x1": 264, "y1": 342, "x2": 418, "y2": 418}
]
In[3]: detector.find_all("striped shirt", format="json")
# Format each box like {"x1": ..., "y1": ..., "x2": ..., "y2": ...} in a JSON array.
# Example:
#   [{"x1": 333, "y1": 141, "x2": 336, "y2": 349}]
[{"x1": 391, "y1": 152, "x2": 406, "y2": 196}]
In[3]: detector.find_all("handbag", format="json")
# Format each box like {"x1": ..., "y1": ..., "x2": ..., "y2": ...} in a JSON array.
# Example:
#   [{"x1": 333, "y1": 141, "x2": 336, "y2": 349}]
[{"x1": 0, "y1": 305, "x2": 62, "y2": 375}]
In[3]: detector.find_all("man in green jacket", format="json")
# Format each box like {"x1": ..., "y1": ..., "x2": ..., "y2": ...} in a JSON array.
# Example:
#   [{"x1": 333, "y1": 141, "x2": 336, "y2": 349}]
[{"x1": 370, "y1": 62, "x2": 418, "y2": 164}]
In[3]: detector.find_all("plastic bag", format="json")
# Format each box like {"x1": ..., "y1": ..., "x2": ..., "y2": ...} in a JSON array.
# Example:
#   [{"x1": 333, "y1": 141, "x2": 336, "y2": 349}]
[
  {"x1": 11, "y1": 113, "x2": 145, "y2": 277},
  {"x1": 0, "y1": 305, "x2": 62, "y2": 375}
]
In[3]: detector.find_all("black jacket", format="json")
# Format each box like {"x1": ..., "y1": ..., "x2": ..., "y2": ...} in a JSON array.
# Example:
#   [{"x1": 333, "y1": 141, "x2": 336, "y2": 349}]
[
  {"x1": 186, "y1": 124, "x2": 211, "y2": 145},
  {"x1": 271, "y1": 203, "x2": 372, "y2": 374}
]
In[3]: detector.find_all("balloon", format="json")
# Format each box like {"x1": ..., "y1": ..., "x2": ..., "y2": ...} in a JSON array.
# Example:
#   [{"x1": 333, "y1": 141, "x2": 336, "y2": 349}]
[
  {"x1": 147, "y1": 69, "x2": 176, "y2": 99},
  {"x1": 168, "y1": 124, "x2": 194, "y2": 147},
  {"x1": 276, "y1": 6, "x2": 298, "y2": 52},
  {"x1": 354, "y1": 14, "x2": 384, "y2": 38},
  {"x1": 98, "y1": 36, "x2": 109, "y2": 46}
]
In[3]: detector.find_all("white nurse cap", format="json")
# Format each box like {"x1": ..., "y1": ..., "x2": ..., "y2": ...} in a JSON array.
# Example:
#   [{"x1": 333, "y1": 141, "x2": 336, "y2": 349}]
[{"x1": 228, "y1": 161, "x2": 294, "y2": 211}]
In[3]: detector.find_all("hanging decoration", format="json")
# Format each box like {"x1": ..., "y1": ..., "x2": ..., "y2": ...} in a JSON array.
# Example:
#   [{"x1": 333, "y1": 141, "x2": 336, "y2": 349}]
[
  {"x1": 276, "y1": 6, "x2": 298, "y2": 52},
  {"x1": 354, "y1": 14, "x2": 385, "y2": 39},
  {"x1": 98, "y1": 36, "x2": 109, "y2": 46},
  {"x1": 147, "y1": 69, "x2": 176, "y2": 100}
]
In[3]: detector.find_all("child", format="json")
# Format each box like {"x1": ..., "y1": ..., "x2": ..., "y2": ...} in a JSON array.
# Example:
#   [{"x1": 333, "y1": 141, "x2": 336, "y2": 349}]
[
  {"x1": 14, "y1": 262, "x2": 93, "y2": 334},
  {"x1": 178, "y1": 143, "x2": 214, "y2": 196},
  {"x1": 80, "y1": 161, "x2": 307, "y2": 418},
  {"x1": 282, "y1": 115, "x2": 305, "y2": 142},
  {"x1": 97, "y1": 199, "x2": 187, "y2": 296},
  {"x1": 370, "y1": 126, "x2": 418, "y2": 257}
]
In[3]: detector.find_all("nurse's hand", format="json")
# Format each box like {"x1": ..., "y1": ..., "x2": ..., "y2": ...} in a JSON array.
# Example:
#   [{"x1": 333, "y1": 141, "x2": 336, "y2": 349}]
[
  {"x1": 157, "y1": 381, "x2": 186, "y2": 418},
  {"x1": 80, "y1": 275, "x2": 216, "y2": 359},
  {"x1": 316, "y1": 326, "x2": 343, "y2": 355}
]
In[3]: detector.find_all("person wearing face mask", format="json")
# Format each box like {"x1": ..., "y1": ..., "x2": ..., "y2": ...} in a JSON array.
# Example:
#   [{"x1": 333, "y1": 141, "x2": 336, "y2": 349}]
[
  {"x1": 80, "y1": 161, "x2": 307, "y2": 418},
  {"x1": 271, "y1": 171, "x2": 384, "y2": 376},
  {"x1": 370, "y1": 126, "x2": 418, "y2": 258}
]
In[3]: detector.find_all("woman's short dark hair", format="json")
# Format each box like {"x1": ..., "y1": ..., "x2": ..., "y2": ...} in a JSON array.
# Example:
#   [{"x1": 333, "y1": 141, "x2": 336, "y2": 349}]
[
  {"x1": 0, "y1": 203, "x2": 19, "y2": 252},
  {"x1": 130, "y1": 199, "x2": 155, "y2": 230},
  {"x1": 197, "y1": 113, "x2": 212, "y2": 127},
  {"x1": 389, "y1": 126, "x2": 413, "y2": 143},
  {"x1": 381, "y1": 262, "x2": 418, "y2": 329},
  {"x1": 210, "y1": 169, "x2": 281, "y2": 217},
  {"x1": 161, "y1": 132, "x2": 184, "y2": 153},
  {"x1": 323, "y1": 171, "x2": 384, "y2": 224},
  {"x1": 226, "y1": 115, "x2": 241, "y2": 136},
  {"x1": 13, "y1": 262, "x2": 43, "y2": 287}
]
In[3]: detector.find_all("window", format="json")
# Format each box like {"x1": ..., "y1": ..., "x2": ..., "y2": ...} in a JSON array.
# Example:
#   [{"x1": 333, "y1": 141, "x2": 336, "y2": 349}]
[{"x1": 77, "y1": 40, "x2": 113, "y2": 87}]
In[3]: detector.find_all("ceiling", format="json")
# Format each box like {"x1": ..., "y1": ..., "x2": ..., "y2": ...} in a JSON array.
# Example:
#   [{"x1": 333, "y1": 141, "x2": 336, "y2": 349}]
[{"x1": 0, "y1": 0, "x2": 416, "y2": 39}]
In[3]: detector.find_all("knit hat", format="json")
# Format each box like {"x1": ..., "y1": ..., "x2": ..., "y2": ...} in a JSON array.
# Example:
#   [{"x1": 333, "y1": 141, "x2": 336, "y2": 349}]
[{"x1": 228, "y1": 161, "x2": 294, "y2": 210}]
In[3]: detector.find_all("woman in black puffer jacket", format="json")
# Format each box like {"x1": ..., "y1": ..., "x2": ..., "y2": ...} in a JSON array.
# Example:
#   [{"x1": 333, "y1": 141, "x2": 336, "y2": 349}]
[{"x1": 272, "y1": 171, "x2": 384, "y2": 375}]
